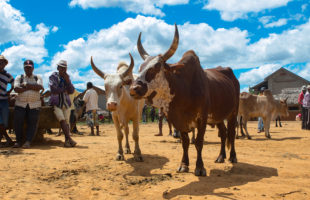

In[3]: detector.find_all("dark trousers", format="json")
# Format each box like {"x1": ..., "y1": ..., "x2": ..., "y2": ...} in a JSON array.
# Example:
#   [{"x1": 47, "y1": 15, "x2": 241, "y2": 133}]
[
  {"x1": 302, "y1": 106, "x2": 307, "y2": 129},
  {"x1": 14, "y1": 105, "x2": 40, "y2": 144}
]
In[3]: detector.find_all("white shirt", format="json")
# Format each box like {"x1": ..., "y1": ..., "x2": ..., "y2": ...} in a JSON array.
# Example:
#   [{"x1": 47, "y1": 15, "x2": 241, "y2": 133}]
[
  {"x1": 83, "y1": 88, "x2": 98, "y2": 112},
  {"x1": 14, "y1": 74, "x2": 43, "y2": 109}
]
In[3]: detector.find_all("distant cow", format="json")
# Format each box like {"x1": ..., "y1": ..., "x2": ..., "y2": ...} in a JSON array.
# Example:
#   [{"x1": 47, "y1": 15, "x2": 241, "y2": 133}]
[
  {"x1": 130, "y1": 25, "x2": 240, "y2": 176},
  {"x1": 91, "y1": 54, "x2": 145, "y2": 161},
  {"x1": 275, "y1": 116, "x2": 282, "y2": 127},
  {"x1": 238, "y1": 91, "x2": 289, "y2": 139}
]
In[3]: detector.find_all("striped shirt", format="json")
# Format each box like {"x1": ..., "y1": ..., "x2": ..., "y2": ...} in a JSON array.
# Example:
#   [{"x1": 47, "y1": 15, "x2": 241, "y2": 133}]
[{"x1": 0, "y1": 70, "x2": 14, "y2": 100}]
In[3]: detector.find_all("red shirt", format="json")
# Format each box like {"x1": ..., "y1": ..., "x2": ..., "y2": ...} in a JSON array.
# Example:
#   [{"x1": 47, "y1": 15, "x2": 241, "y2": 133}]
[{"x1": 298, "y1": 91, "x2": 304, "y2": 105}]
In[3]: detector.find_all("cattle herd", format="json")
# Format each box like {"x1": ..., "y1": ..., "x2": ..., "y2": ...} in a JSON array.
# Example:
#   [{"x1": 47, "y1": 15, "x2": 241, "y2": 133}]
[{"x1": 89, "y1": 25, "x2": 289, "y2": 176}]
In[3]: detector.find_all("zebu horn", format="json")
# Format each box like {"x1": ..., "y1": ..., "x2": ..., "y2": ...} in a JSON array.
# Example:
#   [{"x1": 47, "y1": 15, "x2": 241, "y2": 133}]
[
  {"x1": 162, "y1": 24, "x2": 179, "y2": 62},
  {"x1": 120, "y1": 53, "x2": 134, "y2": 78},
  {"x1": 90, "y1": 56, "x2": 106, "y2": 79},
  {"x1": 137, "y1": 32, "x2": 149, "y2": 60}
]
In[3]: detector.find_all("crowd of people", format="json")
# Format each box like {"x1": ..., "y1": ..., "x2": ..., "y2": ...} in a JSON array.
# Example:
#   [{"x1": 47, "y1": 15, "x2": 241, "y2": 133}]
[
  {"x1": 0, "y1": 55, "x2": 100, "y2": 149},
  {"x1": 298, "y1": 85, "x2": 310, "y2": 130}
]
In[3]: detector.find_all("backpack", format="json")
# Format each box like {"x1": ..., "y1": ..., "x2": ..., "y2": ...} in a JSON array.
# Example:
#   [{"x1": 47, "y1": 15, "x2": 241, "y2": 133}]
[{"x1": 20, "y1": 74, "x2": 38, "y2": 84}]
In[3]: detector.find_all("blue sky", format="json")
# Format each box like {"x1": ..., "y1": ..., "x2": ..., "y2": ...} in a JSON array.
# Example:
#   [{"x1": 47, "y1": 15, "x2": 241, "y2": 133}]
[{"x1": 0, "y1": 0, "x2": 310, "y2": 91}]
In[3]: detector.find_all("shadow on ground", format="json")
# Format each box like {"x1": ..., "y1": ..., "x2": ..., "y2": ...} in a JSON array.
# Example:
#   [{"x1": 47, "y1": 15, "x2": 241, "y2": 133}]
[
  {"x1": 163, "y1": 162, "x2": 278, "y2": 199},
  {"x1": 125, "y1": 154, "x2": 169, "y2": 177}
]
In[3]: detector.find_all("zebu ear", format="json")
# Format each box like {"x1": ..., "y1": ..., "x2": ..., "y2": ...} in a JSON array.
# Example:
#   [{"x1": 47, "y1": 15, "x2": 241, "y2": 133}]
[
  {"x1": 122, "y1": 77, "x2": 133, "y2": 86},
  {"x1": 164, "y1": 62, "x2": 184, "y2": 73},
  {"x1": 284, "y1": 97, "x2": 288, "y2": 103}
]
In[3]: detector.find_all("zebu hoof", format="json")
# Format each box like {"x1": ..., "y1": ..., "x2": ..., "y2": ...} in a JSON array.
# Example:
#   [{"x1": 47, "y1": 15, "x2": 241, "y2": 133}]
[
  {"x1": 177, "y1": 165, "x2": 189, "y2": 173},
  {"x1": 124, "y1": 148, "x2": 131, "y2": 154},
  {"x1": 247, "y1": 136, "x2": 252, "y2": 140},
  {"x1": 215, "y1": 155, "x2": 225, "y2": 163},
  {"x1": 229, "y1": 157, "x2": 238, "y2": 163},
  {"x1": 116, "y1": 154, "x2": 125, "y2": 161},
  {"x1": 134, "y1": 154, "x2": 143, "y2": 162},
  {"x1": 266, "y1": 135, "x2": 271, "y2": 139},
  {"x1": 194, "y1": 167, "x2": 206, "y2": 176}
]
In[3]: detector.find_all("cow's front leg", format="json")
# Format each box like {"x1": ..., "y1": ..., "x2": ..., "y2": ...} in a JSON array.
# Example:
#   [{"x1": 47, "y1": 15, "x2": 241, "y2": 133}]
[
  {"x1": 263, "y1": 117, "x2": 271, "y2": 139},
  {"x1": 178, "y1": 132, "x2": 189, "y2": 173},
  {"x1": 113, "y1": 116, "x2": 125, "y2": 161},
  {"x1": 124, "y1": 124, "x2": 131, "y2": 154},
  {"x1": 243, "y1": 118, "x2": 252, "y2": 139},
  {"x1": 194, "y1": 123, "x2": 207, "y2": 176},
  {"x1": 132, "y1": 119, "x2": 143, "y2": 162},
  {"x1": 215, "y1": 122, "x2": 227, "y2": 163}
]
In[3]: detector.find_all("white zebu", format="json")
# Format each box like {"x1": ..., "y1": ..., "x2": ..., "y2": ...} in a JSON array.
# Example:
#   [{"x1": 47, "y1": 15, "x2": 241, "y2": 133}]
[{"x1": 91, "y1": 54, "x2": 145, "y2": 161}]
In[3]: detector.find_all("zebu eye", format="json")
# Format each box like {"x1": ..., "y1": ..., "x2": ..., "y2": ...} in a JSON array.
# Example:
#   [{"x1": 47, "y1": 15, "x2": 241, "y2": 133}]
[{"x1": 155, "y1": 63, "x2": 161, "y2": 69}]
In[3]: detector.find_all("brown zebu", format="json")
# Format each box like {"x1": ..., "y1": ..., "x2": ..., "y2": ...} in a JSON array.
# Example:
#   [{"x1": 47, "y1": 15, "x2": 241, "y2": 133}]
[
  {"x1": 238, "y1": 91, "x2": 289, "y2": 139},
  {"x1": 130, "y1": 25, "x2": 240, "y2": 176}
]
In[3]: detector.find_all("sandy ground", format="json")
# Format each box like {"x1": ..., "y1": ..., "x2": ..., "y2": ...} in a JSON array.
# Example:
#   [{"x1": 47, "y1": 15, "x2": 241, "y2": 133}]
[{"x1": 0, "y1": 121, "x2": 310, "y2": 200}]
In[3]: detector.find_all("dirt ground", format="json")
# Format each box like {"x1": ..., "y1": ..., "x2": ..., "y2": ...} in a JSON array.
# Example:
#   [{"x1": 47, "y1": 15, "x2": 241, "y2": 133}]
[{"x1": 0, "y1": 121, "x2": 310, "y2": 200}]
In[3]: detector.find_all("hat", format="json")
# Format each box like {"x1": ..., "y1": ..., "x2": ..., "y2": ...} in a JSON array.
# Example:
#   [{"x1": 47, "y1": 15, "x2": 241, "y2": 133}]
[
  {"x1": 0, "y1": 55, "x2": 8, "y2": 64},
  {"x1": 302, "y1": 85, "x2": 307, "y2": 90},
  {"x1": 57, "y1": 60, "x2": 67, "y2": 68},
  {"x1": 307, "y1": 85, "x2": 310, "y2": 89},
  {"x1": 24, "y1": 60, "x2": 34, "y2": 67}
]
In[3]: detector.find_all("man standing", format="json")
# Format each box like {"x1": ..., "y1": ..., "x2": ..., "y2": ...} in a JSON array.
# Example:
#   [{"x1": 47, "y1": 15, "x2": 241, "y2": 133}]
[
  {"x1": 13, "y1": 60, "x2": 43, "y2": 148},
  {"x1": 303, "y1": 85, "x2": 310, "y2": 130},
  {"x1": 83, "y1": 82, "x2": 99, "y2": 136},
  {"x1": 49, "y1": 60, "x2": 77, "y2": 147},
  {"x1": 298, "y1": 85, "x2": 307, "y2": 129},
  {"x1": 0, "y1": 55, "x2": 14, "y2": 147}
]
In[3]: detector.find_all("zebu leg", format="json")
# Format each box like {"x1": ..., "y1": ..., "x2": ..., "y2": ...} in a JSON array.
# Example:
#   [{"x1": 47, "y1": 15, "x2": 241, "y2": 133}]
[
  {"x1": 263, "y1": 117, "x2": 271, "y2": 139},
  {"x1": 177, "y1": 132, "x2": 190, "y2": 173},
  {"x1": 240, "y1": 116, "x2": 246, "y2": 137},
  {"x1": 227, "y1": 116, "x2": 238, "y2": 163},
  {"x1": 124, "y1": 125, "x2": 131, "y2": 154},
  {"x1": 191, "y1": 128, "x2": 195, "y2": 144},
  {"x1": 215, "y1": 122, "x2": 227, "y2": 163},
  {"x1": 132, "y1": 118, "x2": 143, "y2": 162},
  {"x1": 168, "y1": 120, "x2": 172, "y2": 136},
  {"x1": 194, "y1": 121, "x2": 207, "y2": 176},
  {"x1": 113, "y1": 115, "x2": 125, "y2": 161},
  {"x1": 243, "y1": 118, "x2": 252, "y2": 139}
]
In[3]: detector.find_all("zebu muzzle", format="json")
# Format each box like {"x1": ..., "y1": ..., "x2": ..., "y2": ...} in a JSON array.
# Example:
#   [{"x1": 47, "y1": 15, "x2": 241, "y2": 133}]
[{"x1": 130, "y1": 80, "x2": 148, "y2": 99}]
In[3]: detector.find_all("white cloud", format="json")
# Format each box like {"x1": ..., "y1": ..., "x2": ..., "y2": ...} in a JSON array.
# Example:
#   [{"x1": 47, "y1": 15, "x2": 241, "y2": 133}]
[
  {"x1": 52, "y1": 15, "x2": 310, "y2": 89},
  {"x1": 51, "y1": 15, "x2": 250, "y2": 81},
  {"x1": 259, "y1": 16, "x2": 288, "y2": 28},
  {"x1": 0, "y1": 0, "x2": 51, "y2": 74},
  {"x1": 51, "y1": 26, "x2": 59, "y2": 33},
  {"x1": 248, "y1": 19, "x2": 310, "y2": 64},
  {"x1": 301, "y1": 4, "x2": 307, "y2": 12},
  {"x1": 239, "y1": 64, "x2": 282, "y2": 87},
  {"x1": 203, "y1": 0, "x2": 292, "y2": 21},
  {"x1": 298, "y1": 63, "x2": 310, "y2": 81},
  {"x1": 69, "y1": 0, "x2": 189, "y2": 17}
]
